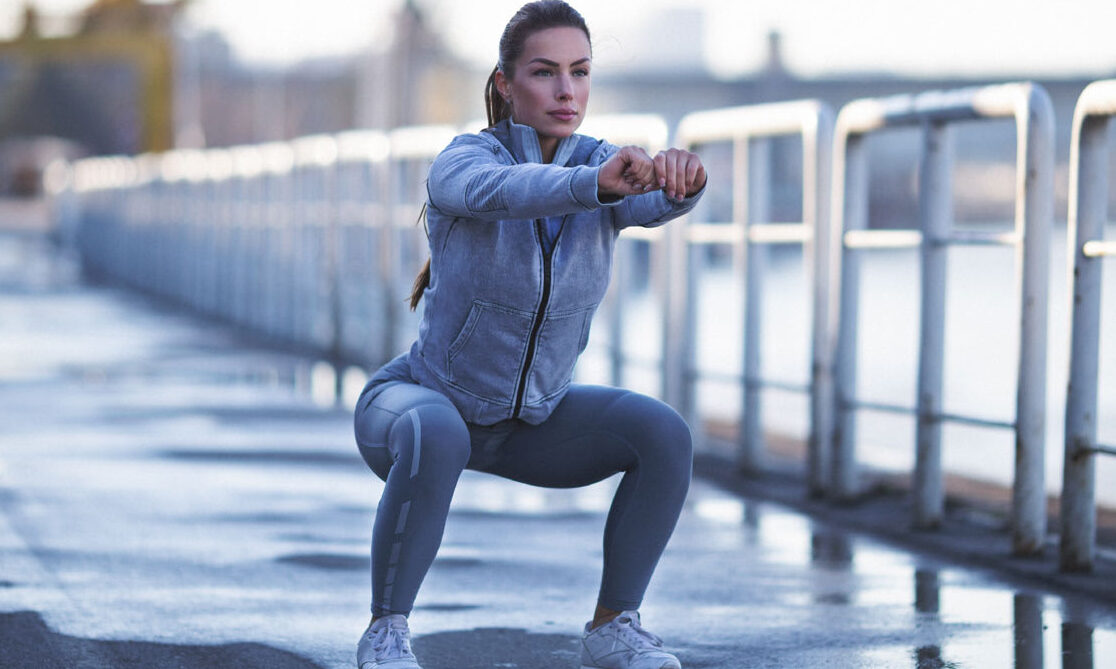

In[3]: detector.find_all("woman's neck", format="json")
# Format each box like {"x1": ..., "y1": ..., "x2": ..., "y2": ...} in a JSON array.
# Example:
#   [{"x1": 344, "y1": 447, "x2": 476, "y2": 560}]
[{"x1": 539, "y1": 137, "x2": 558, "y2": 164}]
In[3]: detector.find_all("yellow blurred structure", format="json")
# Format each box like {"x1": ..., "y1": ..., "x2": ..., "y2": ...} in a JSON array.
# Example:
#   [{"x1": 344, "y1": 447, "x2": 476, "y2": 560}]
[{"x1": 0, "y1": 0, "x2": 188, "y2": 154}]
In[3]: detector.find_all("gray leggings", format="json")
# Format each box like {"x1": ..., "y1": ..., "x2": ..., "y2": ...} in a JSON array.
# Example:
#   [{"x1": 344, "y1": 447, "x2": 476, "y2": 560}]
[{"x1": 353, "y1": 381, "x2": 692, "y2": 617}]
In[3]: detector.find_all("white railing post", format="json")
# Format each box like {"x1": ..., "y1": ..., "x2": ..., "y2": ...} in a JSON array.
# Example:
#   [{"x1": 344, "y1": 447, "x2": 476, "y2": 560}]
[
  {"x1": 1061, "y1": 79, "x2": 1116, "y2": 572},
  {"x1": 661, "y1": 206, "x2": 691, "y2": 414},
  {"x1": 806, "y1": 113, "x2": 835, "y2": 497},
  {"x1": 1011, "y1": 84, "x2": 1054, "y2": 556},
  {"x1": 831, "y1": 127, "x2": 869, "y2": 501},
  {"x1": 740, "y1": 138, "x2": 771, "y2": 471},
  {"x1": 914, "y1": 120, "x2": 952, "y2": 528}
]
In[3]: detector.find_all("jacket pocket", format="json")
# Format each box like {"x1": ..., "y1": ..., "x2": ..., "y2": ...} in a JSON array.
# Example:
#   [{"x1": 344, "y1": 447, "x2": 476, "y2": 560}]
[
  {"x1": 524, "y1": 305, "x2": 596, "y2": 404},
  {"x1": 446, "y1": 300, "x2": 536, "y2": 404}
]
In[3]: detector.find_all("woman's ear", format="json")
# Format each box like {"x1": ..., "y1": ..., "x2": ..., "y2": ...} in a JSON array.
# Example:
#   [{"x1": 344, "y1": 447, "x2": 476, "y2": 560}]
[{"x1": 494, "y1": 69, "x2": 511, "y2": 103}]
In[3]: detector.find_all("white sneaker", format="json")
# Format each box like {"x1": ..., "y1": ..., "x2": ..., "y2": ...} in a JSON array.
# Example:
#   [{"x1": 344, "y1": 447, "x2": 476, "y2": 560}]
[
  {"x1": 580, "y1": 611, "x2": 681, "y2": 669},
  {"x1": 356, "y1": 615, "x2": 422, "y2": 669}
]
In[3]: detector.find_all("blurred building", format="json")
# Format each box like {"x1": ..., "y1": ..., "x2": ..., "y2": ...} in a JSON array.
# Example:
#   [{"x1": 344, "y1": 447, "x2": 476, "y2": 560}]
[
  {"x1": 356, "y1": 0, "x2": 478, "y2": 129},
  {"x1": 0, "y1": 0, "x2": 184, "y2": 194},
  {"x1": 0, "y1": 1, "x2": 182, "y2": 154},
  {"x1": 592, "y1": 29, "x2": 1114, "y2": 227},
  {"x1": 159, "y1": 0, "x2": 475, "y2": 147}
]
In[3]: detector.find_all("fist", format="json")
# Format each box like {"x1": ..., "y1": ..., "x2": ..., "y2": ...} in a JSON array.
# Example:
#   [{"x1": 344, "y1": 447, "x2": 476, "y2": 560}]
[
  {"x1": 597, "y1": 145, "x2": 658, "y2": 198},
  {"x1": 653, "y1": 148, "x2": 706, "y2": 202}
]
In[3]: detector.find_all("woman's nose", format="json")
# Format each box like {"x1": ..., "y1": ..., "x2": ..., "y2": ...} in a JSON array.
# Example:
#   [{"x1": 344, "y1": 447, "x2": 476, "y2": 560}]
[{"x1": 555, "y1": 75, "x2": 573, "y2": 100}]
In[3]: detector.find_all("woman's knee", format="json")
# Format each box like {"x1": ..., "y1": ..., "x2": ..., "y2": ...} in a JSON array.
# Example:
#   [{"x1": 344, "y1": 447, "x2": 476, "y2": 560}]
[{"x1": 615, "y1": 393, "x2": 693, "y2": 468}]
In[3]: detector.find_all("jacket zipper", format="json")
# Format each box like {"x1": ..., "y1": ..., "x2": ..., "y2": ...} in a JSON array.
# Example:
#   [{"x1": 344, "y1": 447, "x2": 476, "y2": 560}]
[{"x1": 512, "y1": 219, "x2": 553, "y2": 418}]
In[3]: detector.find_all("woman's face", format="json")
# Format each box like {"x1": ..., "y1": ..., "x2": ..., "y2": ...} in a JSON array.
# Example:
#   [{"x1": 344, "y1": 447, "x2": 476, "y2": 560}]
[{"x1": 496, "y1": 26, "x2": 591, "y2": 160}]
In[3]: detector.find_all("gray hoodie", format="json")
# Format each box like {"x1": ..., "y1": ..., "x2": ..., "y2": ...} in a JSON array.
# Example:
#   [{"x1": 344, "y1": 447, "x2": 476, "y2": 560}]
[{"x1": 405, "y1": 119, "x2": 703, "y2": 425}]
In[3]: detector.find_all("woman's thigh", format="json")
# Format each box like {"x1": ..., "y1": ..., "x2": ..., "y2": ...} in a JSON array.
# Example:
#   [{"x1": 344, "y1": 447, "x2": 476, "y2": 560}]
[{"x1": 478, "y1": 385, "x2": 692, "y2": 488}]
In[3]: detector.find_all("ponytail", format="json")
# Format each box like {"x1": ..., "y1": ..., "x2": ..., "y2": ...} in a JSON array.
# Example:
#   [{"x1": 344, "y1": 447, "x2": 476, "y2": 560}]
[
  {"x1": 408, "y1": 257, "x2": 430, "y2": 311},
  {"x1": 407, "y1": 203, "x2": 431, "y2": 311}
]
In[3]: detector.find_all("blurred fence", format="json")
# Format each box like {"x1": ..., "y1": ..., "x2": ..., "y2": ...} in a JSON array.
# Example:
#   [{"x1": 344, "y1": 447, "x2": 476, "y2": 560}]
[{"x1": 52, "y1": 79, "x2": 1116, "y2": 572}]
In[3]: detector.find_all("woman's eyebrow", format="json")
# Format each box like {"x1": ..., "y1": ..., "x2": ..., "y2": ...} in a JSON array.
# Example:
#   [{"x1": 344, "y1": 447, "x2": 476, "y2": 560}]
[{"x1": 527, "y1": 57, "x2": 592, "y2": 67}]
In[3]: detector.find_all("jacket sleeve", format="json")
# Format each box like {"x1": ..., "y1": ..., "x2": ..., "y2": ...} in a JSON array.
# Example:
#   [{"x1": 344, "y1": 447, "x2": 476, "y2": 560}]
[
  {"x1": 426, "y1": 134, "x2": 615, "y2": 221},
  {"x1": 610, "y1": 185, "x2": 705, "y2": 230}
]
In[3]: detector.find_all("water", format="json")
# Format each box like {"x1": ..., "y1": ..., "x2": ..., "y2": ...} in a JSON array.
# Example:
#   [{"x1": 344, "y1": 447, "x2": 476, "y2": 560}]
[{"x1": 579, "y1": 225, "x2": 1116, "y2": 507}]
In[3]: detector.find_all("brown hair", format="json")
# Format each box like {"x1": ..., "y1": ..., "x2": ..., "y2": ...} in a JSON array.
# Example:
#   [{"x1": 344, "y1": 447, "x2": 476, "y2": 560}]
[
  {"x1": 409, "y1": 1, "x2": 592, "y2": 310},
  {"x1": 407, "y1": 204, "x2": 429, "y2": 311}
]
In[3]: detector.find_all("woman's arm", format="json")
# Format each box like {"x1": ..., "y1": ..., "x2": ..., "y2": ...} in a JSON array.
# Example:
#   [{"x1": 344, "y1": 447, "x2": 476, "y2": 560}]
[{"x1": 427, "y1": 135, "x2": 611, "y2": 221}]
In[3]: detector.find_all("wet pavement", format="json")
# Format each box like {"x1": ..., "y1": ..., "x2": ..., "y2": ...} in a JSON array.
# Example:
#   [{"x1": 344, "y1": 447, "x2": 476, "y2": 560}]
[{"x1": 2, "y1": 231, "x2": 1116, "y2": 668}]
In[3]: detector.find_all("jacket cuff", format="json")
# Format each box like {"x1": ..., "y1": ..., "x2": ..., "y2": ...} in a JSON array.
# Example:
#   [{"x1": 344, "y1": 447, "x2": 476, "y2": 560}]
[{"x1": 570, "y1": 165, "x2": 620, "y2": 209}]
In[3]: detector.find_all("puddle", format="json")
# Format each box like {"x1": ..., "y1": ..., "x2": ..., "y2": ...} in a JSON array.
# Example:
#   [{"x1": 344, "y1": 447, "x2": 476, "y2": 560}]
[
  {"x1": 276, "y1": 553, "x2": 367, "y2": 571},
  {"x1": 676, "y1": 488, "x2": 1116, "y2": 668}
]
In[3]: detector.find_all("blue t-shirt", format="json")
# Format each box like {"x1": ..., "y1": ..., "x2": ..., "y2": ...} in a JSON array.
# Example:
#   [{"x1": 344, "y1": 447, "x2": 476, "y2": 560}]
[{"x1": 540, "y1": 215, "x2": 564, "y2": 256}]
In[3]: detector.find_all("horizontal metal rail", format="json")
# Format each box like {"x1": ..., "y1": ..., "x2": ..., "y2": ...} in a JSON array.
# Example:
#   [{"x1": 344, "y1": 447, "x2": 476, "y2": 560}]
[
  {"x1": 941, "y1": 230, "x2": 1022, "y2": 246},
  {"x1": 844, "y1": 398, "x2": 916, "y2": 416},
  {"x1": 745, "y1": 377, "x2": 811, "y2": 394},
  {"x1": 1083, "y1": 240, "x2": 1116, "y2": 257},
  {"x1": 843, "y1": 229, "x2": 1022, "y2": 249},
  {"x1": 683, "y1": 368, "x2": 810, "y2": 395},
  {"x1": 680, "y1": 222, "x2": 813, "y2": 245},
  {"x1": 936, "y1": 412, "x2": 1017, "y2": 431},
  {"x1": 618, "y1": 226, "x2": 662, "y2": 242},
  {"x1": 748, "y1": 223, "x2": 811, "y2": 244},
  {"x1": 843, "y1": 229, "x2": 923, "y2": 249},
  {"x1": 842, "y1": 400, "x2": 1016, "y2": 431},
  {"x1": 685, "y1": 224, "x2": 744, "y2": 244}
]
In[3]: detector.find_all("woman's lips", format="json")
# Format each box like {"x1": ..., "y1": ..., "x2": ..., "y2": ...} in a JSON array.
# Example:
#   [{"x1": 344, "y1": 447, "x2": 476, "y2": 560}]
[{"x1": 548, "y1": 110, "x2": 578, "y2": 122}]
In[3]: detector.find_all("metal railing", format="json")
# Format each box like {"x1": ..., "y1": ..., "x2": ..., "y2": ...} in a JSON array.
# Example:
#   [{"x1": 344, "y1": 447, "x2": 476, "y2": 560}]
[
  {"x1": 827, "y1": 83, "x2": 1055, "y2": 556},
  {"x1": 53, "y1": 87, "x2": 1116, "y2": 569},
  {"x1": 1061, "y1": 78, "x2": 1116, "y2": 572},
  {"x1": 668, "y1": 101, "x2": 834, "y2": 493},
  {"x1": 63, "y1": 126, "x2": 455, "y2": 368}
]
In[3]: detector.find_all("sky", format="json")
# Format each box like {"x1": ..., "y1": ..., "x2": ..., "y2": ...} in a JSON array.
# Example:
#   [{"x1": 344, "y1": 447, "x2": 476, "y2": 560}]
[{"x1": 2, "y1": 0, "x2": 1116, "y2": 78}]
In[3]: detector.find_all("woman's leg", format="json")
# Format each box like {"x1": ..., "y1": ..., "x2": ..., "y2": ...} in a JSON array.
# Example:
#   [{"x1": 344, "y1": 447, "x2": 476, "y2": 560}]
[
  {"x1": 475, "y1": 385, "x2": 693, "y2": 613},
  {"x1": 354, "y1": 382, "x2": 471, "y2": 618}
]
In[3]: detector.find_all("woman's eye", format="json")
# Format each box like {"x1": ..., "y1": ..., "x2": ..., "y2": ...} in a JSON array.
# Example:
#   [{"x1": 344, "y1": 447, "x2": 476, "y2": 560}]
[
  {"x1": 532, "y1": 69, "x2": 553, "y2": 77},
  {"x1": 574, "y1": 69, "x2": 590, "y2": 77}
]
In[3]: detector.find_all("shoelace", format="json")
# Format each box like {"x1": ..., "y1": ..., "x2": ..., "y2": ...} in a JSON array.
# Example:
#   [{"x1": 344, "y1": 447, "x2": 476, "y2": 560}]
[
  {"x1": 614, "y1": 614, "x2": 664, "y2": 650},
  {"x1": 368, "y1": 622, "x2": 414, "y2": 658}
]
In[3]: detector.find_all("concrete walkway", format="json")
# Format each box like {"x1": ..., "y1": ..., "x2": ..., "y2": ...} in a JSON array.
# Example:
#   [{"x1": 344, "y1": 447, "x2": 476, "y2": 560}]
[{"x1": 1, "y1": 231, "x2": 1114, "y2": 668}]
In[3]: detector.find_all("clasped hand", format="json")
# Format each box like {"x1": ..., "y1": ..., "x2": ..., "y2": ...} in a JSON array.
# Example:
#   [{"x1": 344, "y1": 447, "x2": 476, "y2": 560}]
[{"x1": 598, "y1": 146, "x2": 707, "y2": 202}]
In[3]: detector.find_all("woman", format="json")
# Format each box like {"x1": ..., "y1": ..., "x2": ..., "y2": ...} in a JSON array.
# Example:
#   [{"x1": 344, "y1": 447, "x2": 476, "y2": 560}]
[{"x1": 353, "y1": 2, "x2": 706, "y2": 668}]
